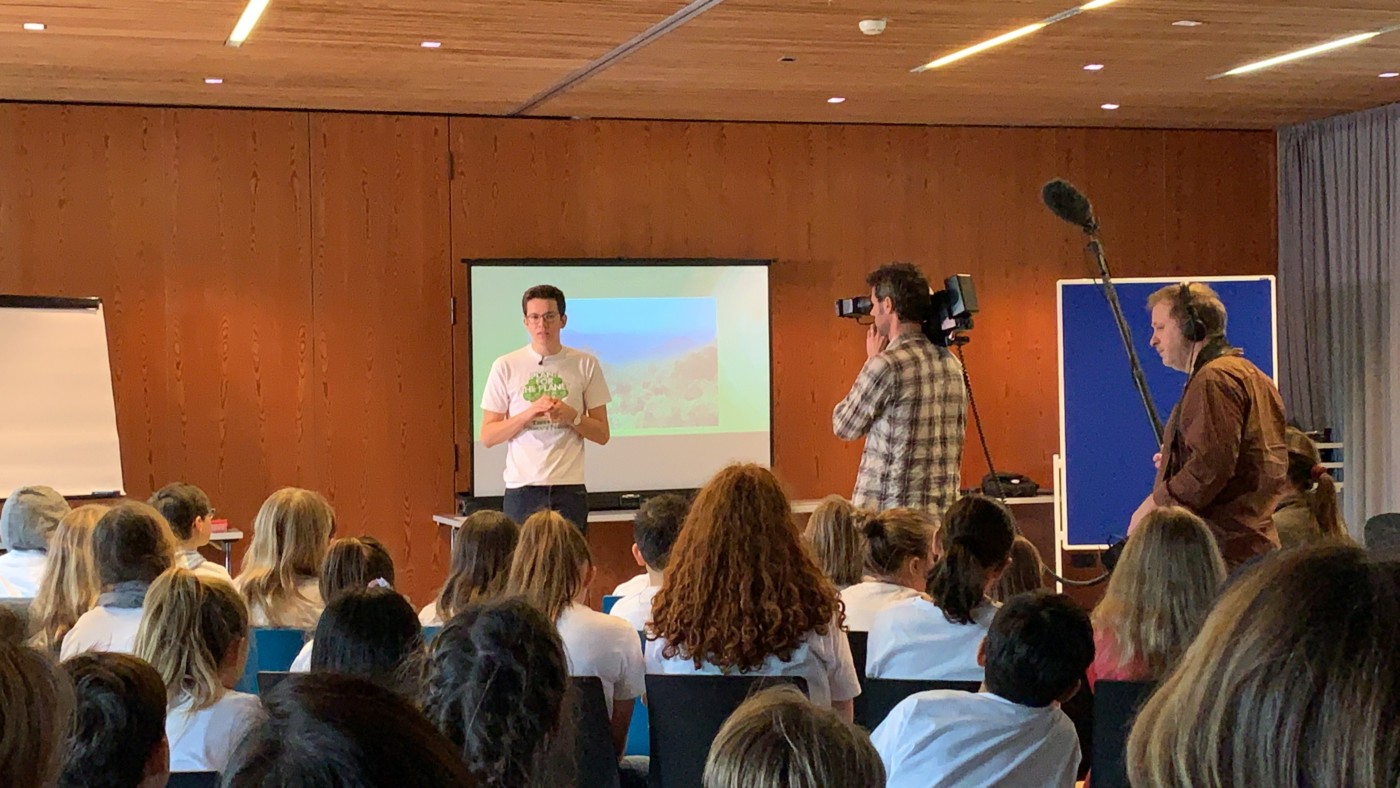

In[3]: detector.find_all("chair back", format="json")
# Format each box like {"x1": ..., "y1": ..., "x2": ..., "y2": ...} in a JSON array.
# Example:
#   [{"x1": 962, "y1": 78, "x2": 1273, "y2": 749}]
[
  {"x1": 1364, "y1": 513, "x2": 1400, "y2": 560},
  {"x1": 1090, "y1": 680, "x2": 1156, "y2": 788},
  {"x1": 538, "y1": 676, "x2": 620, "y2": 788},
  {"x1": 646, "y1": 674, "x2": 808, "y2": 788},
  {"x1": 257, "y1": 670, "x2": 293, "y2": 695},
  {"x1": 854, "y1": 677, "x2": 980, "y2": 731},
  {"x1": 166, "y1": 772, "x2": 219, "y2": 788},
  {"x1": 847, "y1": 630, "x2": 869, "y2": 687},
  {"x1": 422, "y1": 625, "x2": 442, "y2": 643},
  {"x1": 601, "y1": 594, "x2": 621, "y2": 614},
  {"x1": 234, "y1": 628, "x2": 307, "y2": 693}
]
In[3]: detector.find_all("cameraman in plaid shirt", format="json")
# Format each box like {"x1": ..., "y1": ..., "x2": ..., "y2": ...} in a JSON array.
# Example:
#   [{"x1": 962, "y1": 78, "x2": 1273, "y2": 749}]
[{"x1": 833, "y1": 263, "x2": 967, "y2": 515}]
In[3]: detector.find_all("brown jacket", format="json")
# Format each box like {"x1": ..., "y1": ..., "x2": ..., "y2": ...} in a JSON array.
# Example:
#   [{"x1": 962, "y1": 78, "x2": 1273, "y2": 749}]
[{"x1": 1153, "y1": 346, "x2": 1289, "y2": 567}]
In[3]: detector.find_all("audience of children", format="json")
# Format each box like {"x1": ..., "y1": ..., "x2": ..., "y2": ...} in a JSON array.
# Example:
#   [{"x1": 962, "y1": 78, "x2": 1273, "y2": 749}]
[
  {"x1": 223, "y1": 672, "x2": 476, "y2": 787},
  {"x1": 840, "y1": 507, "x2": 937, "y2": 631},
  {"x1": 704, "y1": 684, "x2": 886, "y2": 788},
  {"x1": 609, "y1": 492, "x2": 688, "y2": 631},
  {"x1": 420, "y1": 596, "x2": 569, "y2": 787},
  {"x1": 290, "y1": 535, "x2": 396, "y2": 672},
  {"x1": 1089, "y1": 506, "x2": 1226, "y2": 685},
  {"x1": 61, "y1": 502, "x2": 175, "y2": 659},
  {"x1": 59, "y1": 651, "x2": 170, "y2": 788},
  {"x1": 149, "y1": 482, "x2": 230, "y2": 581},
  {"x1": 1128, "y1": 545, "x2": 1400, "y2": 787},
  {"x1": 992, "y1": 535, "x2": 1045, "y2": 602},
  {"x1": 134, "y1": 567, "x2": 263, "y2": 773},
  {"x1": 28, "y1": 504, "x2": 108, "y2": 652},
  {"x1": 0, "y1": 639, "x2": 73, "y2": 787},
  {"x1": 647, "y1": 464, "x2": 860, "y2": 720},
  {"x1": 871, "y1": 591, "x2": 1095, "y2": 788},
  {"x1": 866, "y1": 495, "x2": 1016, "y2": 681},
  {"x1": 0, "y1": 485, "x2": 71, "y2": 597},
  {"x1": 802, "y1": 494, "x2": 867, "y2": 590},
  {"x1": 1273, "y1": 427, "x2": 1349, "y2": 547},
  {"x1": 234, "y1": 487, "x2": 334, "y2": 629},
  {"x1": 506, "y1": 508, "x2": 644, "y2": 754},
  {"x1": 309, "y1": 587, "x2": 423, "y2": 696},
  {"x1": 419, "y1": 509, "x2": 518, "y2": 626}
]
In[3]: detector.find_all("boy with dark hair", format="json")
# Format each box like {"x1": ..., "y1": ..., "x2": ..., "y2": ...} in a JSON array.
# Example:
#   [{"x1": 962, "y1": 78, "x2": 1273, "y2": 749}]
[
  {"x1": 149, "y1": 482, "x2": 229, "y2": 580},
  {"x1": 609, "y1": 493, "x2": 689, "y2": 631},
  {"x1": 870, "y1": 591, "x2": 1094, "y2": 788},
  {"x1": 60, "y1": 652, "x2": 171, "y2": 788}
]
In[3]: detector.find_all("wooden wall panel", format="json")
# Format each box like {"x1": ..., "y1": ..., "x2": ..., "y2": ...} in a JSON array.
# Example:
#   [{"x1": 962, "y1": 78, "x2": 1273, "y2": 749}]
[
  {"x1": 0, "y1": 103, "x2": 313, "y2": 573},
  {"x1": 310, "y1": 113, "x2": 455, "y2": 605},
  {"x1": 450, "y1": 118, "x2": 1277, "y2": 503}
]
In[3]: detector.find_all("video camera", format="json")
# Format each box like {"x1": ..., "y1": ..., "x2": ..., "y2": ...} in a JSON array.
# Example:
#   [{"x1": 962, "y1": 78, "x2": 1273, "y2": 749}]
[{"x1": 835, "y1": 273, "x2": 978, "y2": 347}]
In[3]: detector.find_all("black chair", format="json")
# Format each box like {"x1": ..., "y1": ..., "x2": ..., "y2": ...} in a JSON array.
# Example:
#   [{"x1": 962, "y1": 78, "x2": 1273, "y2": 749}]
[
  {"x1": 646, "y1": 674, "x2": 808, "y2": 788},
  {"x1": 167, "y1": 772, "x2": 219, "y2": 788},
  {"x1": 1090, "y1": 680, "x2": 1156, "y2": 788},
  {"x1": 847, "y1": 630, "x2": 869, "y2": 688},
  {"x1": 854, "y1": 677, "x2": 980, "y2": 731},
  {"x1": 1062, "y1": 676, "x2": 1095, "y2": 781},
  {"x1": 540, "y1": 676, "x2": 620, "y2": 788},
  {"x1": 1364, "y1": 513, "x2": 1400, "y2": 560},
  {"x1": 257, "y1": 670, "x2": 292, "y2": 695}
]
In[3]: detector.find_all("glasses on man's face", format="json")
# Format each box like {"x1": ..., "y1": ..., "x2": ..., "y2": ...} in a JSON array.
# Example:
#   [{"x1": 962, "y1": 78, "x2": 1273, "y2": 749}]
[{"x1": 525, "y1": 312, "x2": 560, "y2": 326}]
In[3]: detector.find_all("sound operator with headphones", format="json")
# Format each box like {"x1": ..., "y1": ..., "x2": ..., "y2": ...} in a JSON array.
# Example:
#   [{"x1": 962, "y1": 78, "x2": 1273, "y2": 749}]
[{"x1": 1127, "y1": 282, "x2": 1289, "y2": 568}]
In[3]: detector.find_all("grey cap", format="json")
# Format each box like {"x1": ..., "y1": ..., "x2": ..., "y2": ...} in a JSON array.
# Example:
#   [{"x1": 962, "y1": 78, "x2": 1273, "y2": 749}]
[{"x1": 0, "y1": 486, "x2": 71, "y2": 551}]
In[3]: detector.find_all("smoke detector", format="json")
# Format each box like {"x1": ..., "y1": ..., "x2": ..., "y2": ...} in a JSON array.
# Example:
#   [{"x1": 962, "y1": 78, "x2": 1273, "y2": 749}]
[{"x1": 859, "y1": 18, "x2": 887, "y2": 36}]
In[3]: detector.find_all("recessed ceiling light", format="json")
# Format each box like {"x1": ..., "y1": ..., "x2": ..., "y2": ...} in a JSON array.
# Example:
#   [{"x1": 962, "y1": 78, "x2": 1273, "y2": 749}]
[
  {"x1": 1101, "y1": 103, "x2": 1120, "y2": 110},
  {"x1": 779, "y1": 56, "x2": 796, "y2": 63},
  {"x1": 1381, "y1": 72, "x2": 1400, "y2": 78},
  {"x1": 1172, "y1": 20, "x2": 1203, "y2": 27},
  {"x1": 827, "y1": 96, "x2": 846, "y2": 104},
  {"x1": 1083, "y1": 63, "x2": 1105, "y2": 71},
  {"x1": 23, "y1": 22, "x2": 46, "y2": 31},
  {"x1": 204, "y1": 77, "x2": 224, "y2": 85},
  {"x1": 420, "y1": 41, "x2": 441, "y2": 48}
]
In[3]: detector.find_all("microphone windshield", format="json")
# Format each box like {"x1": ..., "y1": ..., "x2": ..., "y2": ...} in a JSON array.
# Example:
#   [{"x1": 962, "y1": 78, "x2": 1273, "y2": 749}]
[{"x1": 1042, "y1": 179, "x2": 1098, "y2": 233}]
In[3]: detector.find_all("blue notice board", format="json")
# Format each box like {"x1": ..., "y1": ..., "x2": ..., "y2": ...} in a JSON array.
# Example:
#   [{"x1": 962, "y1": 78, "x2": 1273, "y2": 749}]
[{"x1": 1057, "y1": 277, "x2": 1276, "y2": 548}]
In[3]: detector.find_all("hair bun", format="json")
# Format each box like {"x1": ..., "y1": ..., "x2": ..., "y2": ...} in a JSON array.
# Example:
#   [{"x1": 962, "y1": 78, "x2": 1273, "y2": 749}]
[{"x1": 862, "y1": 518, "x2": 885, "y2": 539}]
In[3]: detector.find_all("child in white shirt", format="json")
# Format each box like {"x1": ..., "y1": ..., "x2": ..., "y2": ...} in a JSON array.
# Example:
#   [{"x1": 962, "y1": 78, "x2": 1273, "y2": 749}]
[
  {"x1": 149, "y1": 482, "x2": 231, "y2": 582},
  {"x1": 871, "y1": 591, "x2": 1094, "y2": 788},
  {"x1": 0, "y1": 485, "x2": 71, "y2": 598},
  {"x1": 608, "y1": 493, "x2": 688, "y2": 631},
  {"x1": 867, "y1": 495, "x2": 1016, "y2": 680},
  {"x1": 135, "y1": 567, "x2": 264, "y2": 774},
  {"x1": 290, "y1": 536, "x2": 395, "y2": 672},
  {"x1": 840, "y1": 508, "x2": 937, "y2": 631},
  {"x1": 234, "y1": 488, "x2": 334, "y2": 630},
  {"x1": 62, "y1": 502, "x2": 177, "y2": 659},
  {"x1": 419, "y1": 510, "x2": 517, "y2": 626}
]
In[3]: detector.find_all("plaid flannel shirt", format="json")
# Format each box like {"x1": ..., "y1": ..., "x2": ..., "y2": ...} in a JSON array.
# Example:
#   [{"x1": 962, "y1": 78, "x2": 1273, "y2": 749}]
[{"x1": 832, "y1": 331, "x2": 967, "y2": 514}]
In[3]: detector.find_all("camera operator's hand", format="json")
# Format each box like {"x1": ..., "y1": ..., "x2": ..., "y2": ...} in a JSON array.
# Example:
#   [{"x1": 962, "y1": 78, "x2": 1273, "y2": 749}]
[{"x1": 866, "y1": 325, "x2": 889, "y2": 358}]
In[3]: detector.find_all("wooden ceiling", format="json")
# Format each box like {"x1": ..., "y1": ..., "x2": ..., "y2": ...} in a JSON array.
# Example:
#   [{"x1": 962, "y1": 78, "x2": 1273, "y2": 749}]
[{"x1": 2, "y1": 0, "x2": 1398, "y2": 128}]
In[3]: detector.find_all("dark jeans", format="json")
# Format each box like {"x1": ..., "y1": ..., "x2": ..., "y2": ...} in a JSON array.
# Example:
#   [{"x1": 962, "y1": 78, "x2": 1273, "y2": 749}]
[{"x1": 504, "y1": 484, "x2": 589, "y2": 534}]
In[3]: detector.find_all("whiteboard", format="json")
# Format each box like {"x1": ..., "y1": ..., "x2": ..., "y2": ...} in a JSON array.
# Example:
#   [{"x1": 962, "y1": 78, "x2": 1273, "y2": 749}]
[
  {"x1": 0, "y1": 297, "x2": 125, "y2": 496},
  {"x1": 1057, "y1": 277, "x2": 1277, "y2": 548}
]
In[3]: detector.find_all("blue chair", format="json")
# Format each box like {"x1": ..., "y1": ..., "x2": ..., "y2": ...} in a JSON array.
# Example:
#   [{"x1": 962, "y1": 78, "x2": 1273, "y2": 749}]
[
  {"x1": 601, "y1": 594, "x2": 621, "y2": 614},
  {"x1": 235, "y1": 628, "x2": 307, "y2": 693},
  {"x1": 624, "y1": 695, "x2": 650, "y2": 757},
  {"x1": 422, "y1": 625, "x2": 443, "y2": 643}
]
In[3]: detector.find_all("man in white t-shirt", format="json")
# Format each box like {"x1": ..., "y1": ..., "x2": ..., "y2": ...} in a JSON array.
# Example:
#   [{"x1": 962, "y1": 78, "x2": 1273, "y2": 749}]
[
  {"x1": 481, "y1": 284, "x2": 612, "y2": 532},
  {"x1": 870, "y1": 591, "x2": 1094, "y2": 788},
  {"x1": 0, "y1": 485, "x2": 71, "y2": 598},
  {"x1": 149, "y1": 482, "x2": 231, "y2": 581}
]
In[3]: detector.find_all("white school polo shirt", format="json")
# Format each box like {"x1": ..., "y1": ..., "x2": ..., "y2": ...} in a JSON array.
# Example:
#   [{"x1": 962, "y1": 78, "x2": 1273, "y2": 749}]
[
  {"x1": 556, "y1": 602, "x2": 645, "y2": 716},
  {"x1": 611, "y1": 573, "x2": 648, "y2": 597},
  {"x1": 645, "y1": 619, "x2": 861, "y2": 709},
  {"x1": 0, "y1": 549, "x2": 48, "y2": 598},
  {"x1": 481, "y1": 345, "x2": 611, "y2": 488},
  {"x1": 608, "y1": 585, "x2": 659, "y2": 632},
  {"x1": 866, "y1": 596, "x2": 997, "y2": 681},
  {"x1": 178, "y1": 550, "x2": 233, "y2": 582},
  {"x1": 167, "y1": 690, "x2": 265, "y2": 773},
  {"x1": 871, "y1": 690, "x2": 1080, "y2": 788},
  {"x1": 840, "y1": 580, "x2": 921, "y2": 632},
  {"x1": 60, "y1": 605, "x2": 145, "y2": 658}
]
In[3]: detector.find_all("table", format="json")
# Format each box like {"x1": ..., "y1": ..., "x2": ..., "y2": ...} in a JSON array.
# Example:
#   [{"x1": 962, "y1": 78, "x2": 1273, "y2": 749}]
[{"x1": 208, "y1": 529, "x2": 245, "y2": 571}]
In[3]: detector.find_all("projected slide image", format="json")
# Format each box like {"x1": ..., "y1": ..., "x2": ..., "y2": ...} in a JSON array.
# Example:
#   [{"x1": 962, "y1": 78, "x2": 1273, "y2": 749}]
[{"x1": 568, "y1": 297, "x2": 718, "y2": 434}]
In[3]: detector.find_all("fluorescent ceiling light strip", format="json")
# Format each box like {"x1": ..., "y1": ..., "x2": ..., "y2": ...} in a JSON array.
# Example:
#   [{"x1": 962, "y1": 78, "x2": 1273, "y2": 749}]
[
  {"x1": 1222, "y1": 31, "x2": 1380, "y2": 76},
  {"x1": 226, "y1": 0, "x2": 271, "y2": 47},
  {"x1": 916, "y1": 22, "x2": 1047, "y2": 71},
  {"x1": 1080, "y1": 0, "x2": 1119, "y2": 9}
]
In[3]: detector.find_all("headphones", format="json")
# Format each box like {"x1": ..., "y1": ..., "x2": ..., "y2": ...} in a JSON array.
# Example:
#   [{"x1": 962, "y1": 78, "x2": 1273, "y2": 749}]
[{"x1": 1177, "y1": 281, "x2": 1207, "y2": 343}]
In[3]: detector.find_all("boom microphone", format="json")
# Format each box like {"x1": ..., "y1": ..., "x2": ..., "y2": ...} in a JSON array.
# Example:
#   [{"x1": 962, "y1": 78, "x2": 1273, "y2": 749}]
[{"x1": 1041, "y1": 179, "x2": 1098, "y2": 235}]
